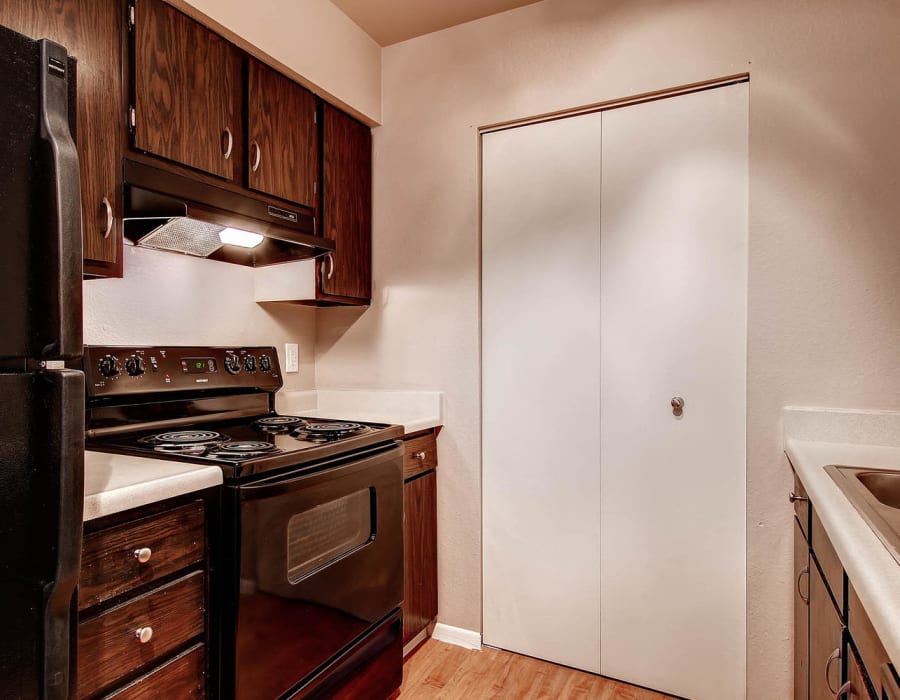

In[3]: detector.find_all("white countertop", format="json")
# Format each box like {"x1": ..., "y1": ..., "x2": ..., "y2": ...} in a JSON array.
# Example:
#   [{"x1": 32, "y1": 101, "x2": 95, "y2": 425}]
[
  {"x1": 786, "y1": 438, "x2": 900, "y2": 667},
  {"x1": 276, "y1": 389, "x2": 443, "y2": 435},
  {"x1": 84, "y1": 451, "x2": 222, "y2": 521}
]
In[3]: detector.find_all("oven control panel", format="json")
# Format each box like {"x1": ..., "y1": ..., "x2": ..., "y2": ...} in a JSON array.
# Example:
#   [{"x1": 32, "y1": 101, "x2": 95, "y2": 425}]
[{"x1": 84, "y1": 346, "x2": 283, "y2": 397}]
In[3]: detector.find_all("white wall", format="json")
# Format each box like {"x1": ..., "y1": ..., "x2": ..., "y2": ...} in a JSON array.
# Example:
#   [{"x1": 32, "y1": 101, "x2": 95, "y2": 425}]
[
  {"x1": 173, "y1": 0, "x2": 382, "y2": 123},
  {"x1": 313, "y1": 1, "x2": 900, "y2": 697},
  {"x1": 84, "y1": 247, "x2": 317, "y2": 391}
]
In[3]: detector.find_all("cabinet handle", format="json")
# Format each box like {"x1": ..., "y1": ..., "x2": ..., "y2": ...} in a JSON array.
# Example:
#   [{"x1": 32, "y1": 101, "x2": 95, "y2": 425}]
[
  {"x1": 222, "y1": 127, "x2": 233, "y2": 160},
  {"x1": 413, "y1": 451, "x2": 426, "y2": 460},
  {"x1": 825, "y1": 647, "x2": 842, "y2": 694},
  {"x1": 133, "y1": 547, "x2": 152, "y2": 564},
  {"x1": 797, "y1": 565, "x2": 809, "y2": 605},
  {"x1": 834, "y1": 680, "x2": 852, "y2": 698},
  {"x1": 327, "y1": 253, "x2": 334, "y2": 280},
  {"x1": 101, "y1": 197, "x2": 114, "y2": 239},
  {"x1": 250, "y1": 140, "x2": 261, "y2": 172},
  {"x1": 789, "y1": 492, "x2": 808, "y2": 504},
  {"x1": 134, "y1": 626, "x2": 153, "y2": 644}
]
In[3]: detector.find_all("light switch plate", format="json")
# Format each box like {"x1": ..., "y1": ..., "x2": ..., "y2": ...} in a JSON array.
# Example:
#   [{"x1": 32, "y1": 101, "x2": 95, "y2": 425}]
[{"x1": 285, "y1": 343, "x2": 299, "y2": 373}]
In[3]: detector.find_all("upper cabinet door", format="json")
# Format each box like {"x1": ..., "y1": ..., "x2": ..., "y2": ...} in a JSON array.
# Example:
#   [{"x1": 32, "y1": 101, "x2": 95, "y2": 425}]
[
  {"x1": 246, "y1": 60, "x2": 318, "y2": 207},
  {"x1": 132, "y1": 0, "x2": 238, "y2": 180},
  {"x1": 0, "y1": 0, "x2": 125, "y2": 277},
  {"x1": 321, "y1": 105, "x2": 372, "y2": 301}
]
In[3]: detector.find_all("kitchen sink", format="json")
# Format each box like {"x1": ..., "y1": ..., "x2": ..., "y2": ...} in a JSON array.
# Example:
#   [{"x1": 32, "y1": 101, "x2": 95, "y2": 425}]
[{"x1": 826, "y1": 466, "x2": 900, "y2": 565}]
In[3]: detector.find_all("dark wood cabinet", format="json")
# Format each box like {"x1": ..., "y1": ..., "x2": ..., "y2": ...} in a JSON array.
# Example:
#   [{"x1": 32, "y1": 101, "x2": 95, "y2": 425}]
[
  {"x1": 247, "y1": 59, "x2": 317, "y2": 207},
  {"x1": 77, "y1": 494, "x2": 212, "y2": 698},
  {"x1": 320, "y1": 104, "x2": 372, "y2": 304},
  {"x1": 791, "y1": 467, "x2": 892, "y2": 700},
  {"x1": 808, "y1": 558, "x2": 843, "y2": 700},
  {"x1": 402, "y1": 430, "x2": 439, "y2": 648},
  {"x1": 795, "y1": 517, "x2": 810, "y2": 700},
  {"x1": 131, "y1": 0, "x2": 240, "y2": 181},
  {"x1": 0, "y1": 0, "x2": 125, "y2": 278}
]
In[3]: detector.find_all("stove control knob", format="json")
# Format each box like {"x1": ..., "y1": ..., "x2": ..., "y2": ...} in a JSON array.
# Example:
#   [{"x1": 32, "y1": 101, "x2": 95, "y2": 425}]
[
  {"x1": 224, "y1": 353, "x2": 241, "y2": 375},
  {"x1": 125, "y1": 355, "x2": 146, "y2": 376},
  {"x1": 259, "y1": 354, "x2": 272, "y2": 372},
  {"x1": 243, "y1": 355, "x2": 257, "y2": 373},
  {"x1": 98, "y1": 355, "x2": 121, "y2": 378}
]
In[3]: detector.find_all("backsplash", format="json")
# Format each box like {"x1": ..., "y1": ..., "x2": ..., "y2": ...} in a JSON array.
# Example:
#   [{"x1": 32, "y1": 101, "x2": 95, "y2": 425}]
[{"x1": 82, "y1": 245, "x2": 317, "y2": 390}]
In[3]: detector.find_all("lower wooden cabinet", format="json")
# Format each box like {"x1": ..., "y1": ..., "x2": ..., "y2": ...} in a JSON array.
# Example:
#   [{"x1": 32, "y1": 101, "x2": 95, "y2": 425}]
[
  {"x1": 791, "y1": 468, "x2": 888, "y2": 700},
  {"x1": 795, "y1": 517, "x2": 810, "y2": 700},
  {"x1": 402, "y1": 429, "x2": 439, "y2": 648},
  {"x1": 77, "y1": 493, "x2": 213, "y2": 698}
]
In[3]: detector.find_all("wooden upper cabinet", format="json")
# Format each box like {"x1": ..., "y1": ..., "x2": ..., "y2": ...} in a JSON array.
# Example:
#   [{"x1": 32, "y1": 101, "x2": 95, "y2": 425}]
[
  {"x1": 0, "y1": 0, "x2": 125, "y2": 277},
  {"x1": 131, "y1": 0, "x2": 239, "y2": 180},
  {"x1": 247, "y1": 60, "x2": 317, "y2": 207},
  {"x1": 321, "y1": 105, "x2": 372, "y2": 302}
]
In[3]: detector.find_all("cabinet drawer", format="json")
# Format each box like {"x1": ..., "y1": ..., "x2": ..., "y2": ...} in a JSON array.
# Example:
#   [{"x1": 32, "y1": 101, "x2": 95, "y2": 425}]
[
  {"x1": 77, "y1": 572, "x2": 205, "y2": 698},
  {"x1": 80, "y1": 501, "x2": 205, "y2": 610},
  {"x1": 847, "y1": 644, "x2": 877, "y2": 700},
  {"x1": 104, "y1": 644, "x2": 205, "y2": 699},
  {"x1": 811, "y1": 507, "x2": 844, "y2": 612},
  {"x1": 849, "y1": 584, "x2": 889, "y2": 689},
  {"x1": 403, "y1": 433, "x2": 437, "y2": 479}
]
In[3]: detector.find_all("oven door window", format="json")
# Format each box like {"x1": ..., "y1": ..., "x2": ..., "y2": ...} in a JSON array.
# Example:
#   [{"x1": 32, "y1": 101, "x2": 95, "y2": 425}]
[{"x1": 286, "y1": 487, "x2": 374, "y2": 583}]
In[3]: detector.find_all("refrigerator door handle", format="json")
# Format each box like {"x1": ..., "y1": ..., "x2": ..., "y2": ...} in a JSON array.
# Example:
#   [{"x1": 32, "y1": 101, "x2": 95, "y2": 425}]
[
  {"x1": 39, "y1": 39, "x2": 83, "y2": 360},
  {"x1": 41, "y1": 369, "x2": 84, "y2": 700}
]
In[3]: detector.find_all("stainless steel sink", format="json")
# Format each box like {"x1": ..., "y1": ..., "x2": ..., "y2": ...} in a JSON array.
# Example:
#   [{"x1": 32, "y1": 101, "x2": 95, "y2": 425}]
[{"x1": 826, "y1": 466, "x2": 900, "y2": 565}]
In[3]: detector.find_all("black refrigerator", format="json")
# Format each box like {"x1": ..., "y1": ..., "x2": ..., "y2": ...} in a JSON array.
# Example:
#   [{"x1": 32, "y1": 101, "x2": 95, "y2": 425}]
[{"x1": 0, "y1": 23, "x2": 85, "y2": 700}]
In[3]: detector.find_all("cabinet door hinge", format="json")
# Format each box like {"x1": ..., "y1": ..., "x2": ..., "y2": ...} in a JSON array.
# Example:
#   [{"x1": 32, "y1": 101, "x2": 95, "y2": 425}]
[
  {"x1": 127, "y1": 2, "x2": 135, "y2": 30},
  {"x1": 128, "y1": 106, "x2": 136, "y2": 132}
]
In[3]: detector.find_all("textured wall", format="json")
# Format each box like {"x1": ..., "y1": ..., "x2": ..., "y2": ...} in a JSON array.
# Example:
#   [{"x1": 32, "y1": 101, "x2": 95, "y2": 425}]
[
  {"x1": 313, "y1": 0, "x2": 900, "y2": 697},
  {"x1": 83, "y1": 246, "x2": 317, "y2": 391}
]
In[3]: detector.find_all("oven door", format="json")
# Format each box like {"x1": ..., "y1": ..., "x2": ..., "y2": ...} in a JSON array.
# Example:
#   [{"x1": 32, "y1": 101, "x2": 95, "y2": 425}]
[{"x1": 229, "y1": 442, "x2": 403, "y2": 700}]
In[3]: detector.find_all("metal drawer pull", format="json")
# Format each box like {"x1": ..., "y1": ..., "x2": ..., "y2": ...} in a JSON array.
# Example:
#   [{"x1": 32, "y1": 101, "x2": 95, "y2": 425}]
[
  {"x1": 327, "y1": 253, "x2": 335, "y2": 280},
  {"x1": 135, "y1": 627, "x2": 153, "y2": 644},
  {"x1": 101, "y1": 197, "x2": 114, "y2": 238},
  {"x1": 797, "y1": 565, "x2": 809, "y2": 605},
  {"x1": 133, "y1": 547, "x2": 152, "y2": 564},
  {"x1": 834, "y1": 680, "x2": 852, "y2": 698},
  {"x1": 825, "y1": 647, "x2": 842, "y2": 694},
  {"x1": 250, "y1": 140, "x2": 261, "y2": 172},
  {"x1": 413, "y1": 451, "x2": 426, "y2": 460},
  {"x1": 789, "y1": 492, "x2": 808, "y2": 504},
  {"x1": 671, "y1": 396, "x2": 684, "y2": 416},
  {"x1": 222, "y1": 127, "x2": 233, "y2": 160}
]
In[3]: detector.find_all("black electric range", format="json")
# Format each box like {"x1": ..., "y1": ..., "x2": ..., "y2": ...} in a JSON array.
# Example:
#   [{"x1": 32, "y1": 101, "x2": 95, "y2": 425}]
[{"x1": 83, "y1": 345, "x2": 405, "y2": 700}]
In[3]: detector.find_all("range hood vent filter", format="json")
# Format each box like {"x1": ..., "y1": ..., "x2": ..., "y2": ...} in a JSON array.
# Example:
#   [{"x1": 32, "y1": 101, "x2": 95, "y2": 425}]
[{"x1": 138, "y1": 217, "x2": 225, "y2": 257}]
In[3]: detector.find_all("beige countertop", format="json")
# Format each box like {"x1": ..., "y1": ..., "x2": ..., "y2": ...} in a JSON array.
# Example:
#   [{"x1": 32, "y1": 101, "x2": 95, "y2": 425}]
[
  {"x1": 84, "y1": 451, "x2": 222, "y2": 521},
  {"x1": 276, "y1": 389, "x2": 443, "y2": 434},
  {"x1": 786, "y1": 438, "x2": 900, "y2": 668}
]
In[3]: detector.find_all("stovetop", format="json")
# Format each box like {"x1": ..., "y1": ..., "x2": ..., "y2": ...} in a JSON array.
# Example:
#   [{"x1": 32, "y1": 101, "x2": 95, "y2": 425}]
[{"x1": 87, "y1": 414, "x2": 404, "y2": 480}]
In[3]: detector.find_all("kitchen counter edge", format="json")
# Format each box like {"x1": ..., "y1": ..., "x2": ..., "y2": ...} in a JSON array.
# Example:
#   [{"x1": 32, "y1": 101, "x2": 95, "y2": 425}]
[
  {"x1": 83, "y1": 450, "x2": 222, "y2": 521},
  {"x1": 786, "y1": 439, "x2": 900, "y2": 668}
]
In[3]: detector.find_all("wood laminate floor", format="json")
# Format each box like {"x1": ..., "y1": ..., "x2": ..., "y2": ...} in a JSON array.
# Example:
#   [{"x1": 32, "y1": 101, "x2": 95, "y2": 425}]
[{"x1": 397, "y1": 639, "x2": 677, "y2": 699}]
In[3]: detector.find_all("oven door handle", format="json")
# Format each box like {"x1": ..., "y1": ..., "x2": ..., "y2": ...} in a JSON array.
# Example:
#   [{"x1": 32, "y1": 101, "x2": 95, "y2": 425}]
[{"x1": 239, "y1": 443, "x2": 402, "y2": 499}]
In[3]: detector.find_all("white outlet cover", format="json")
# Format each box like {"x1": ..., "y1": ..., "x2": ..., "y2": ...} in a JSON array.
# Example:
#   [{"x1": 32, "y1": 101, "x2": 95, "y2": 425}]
[{"x1": 285, "y1": 343, "x2": 299, "y2": 373}]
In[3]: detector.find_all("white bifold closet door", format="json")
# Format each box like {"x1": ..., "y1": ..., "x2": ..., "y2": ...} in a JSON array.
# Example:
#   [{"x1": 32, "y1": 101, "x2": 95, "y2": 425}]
[
  {"x1": 482, "y1": 112, "x2": 604, "y2": 673},
  {"x1": 482, "y1": 81, "x2": 747, "y2": 700}
]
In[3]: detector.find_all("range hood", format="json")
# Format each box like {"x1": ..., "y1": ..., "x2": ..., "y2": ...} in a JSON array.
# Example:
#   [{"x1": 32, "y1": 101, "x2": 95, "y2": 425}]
[{"x1": 122, "y1": 159, "x2": 334, "y2": 266}]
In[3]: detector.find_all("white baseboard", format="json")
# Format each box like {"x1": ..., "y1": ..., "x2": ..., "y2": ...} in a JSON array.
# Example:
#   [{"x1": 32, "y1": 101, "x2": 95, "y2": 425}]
[{"x1": 430, "y1": 623, "x2": 483, "y2": 651}]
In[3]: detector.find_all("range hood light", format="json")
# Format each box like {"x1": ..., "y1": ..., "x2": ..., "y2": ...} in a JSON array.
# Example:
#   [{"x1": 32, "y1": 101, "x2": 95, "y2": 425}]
[{"x1": 219, "y1": 227, "x2": 264, "y2": 248}]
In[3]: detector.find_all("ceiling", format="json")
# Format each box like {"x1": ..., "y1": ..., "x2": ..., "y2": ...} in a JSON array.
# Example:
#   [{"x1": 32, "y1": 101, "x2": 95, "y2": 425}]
[{"x1": 331, "y1": 0, "x2": 543, "y2": 47}]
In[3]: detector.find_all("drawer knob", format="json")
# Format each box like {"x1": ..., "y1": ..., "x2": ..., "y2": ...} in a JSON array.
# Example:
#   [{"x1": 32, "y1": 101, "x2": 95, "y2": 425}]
[
  {"x1": 413, "y1": 451, "x2": 426, "y2": 460},
  {"x1": 133, "y1": 547, "x2": 152, "y2": 564},
  {"x1": 135, "y1": 626, "x2": 153, "y2": 644}
]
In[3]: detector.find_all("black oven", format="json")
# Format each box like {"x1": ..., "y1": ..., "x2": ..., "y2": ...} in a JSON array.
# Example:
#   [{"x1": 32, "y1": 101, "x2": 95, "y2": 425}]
[{"x1": 218, "y1": 442, "x2": 404, "y2": 700}]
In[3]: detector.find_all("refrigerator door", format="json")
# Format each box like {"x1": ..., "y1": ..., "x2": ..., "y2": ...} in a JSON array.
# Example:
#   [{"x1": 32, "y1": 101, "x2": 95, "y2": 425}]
[
  {"x1": 0, "y1": 370, "x2": 84, "y2": 700},
  {"x1": 0, "y1": 26, "x2": 83, "y2": 362}
]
